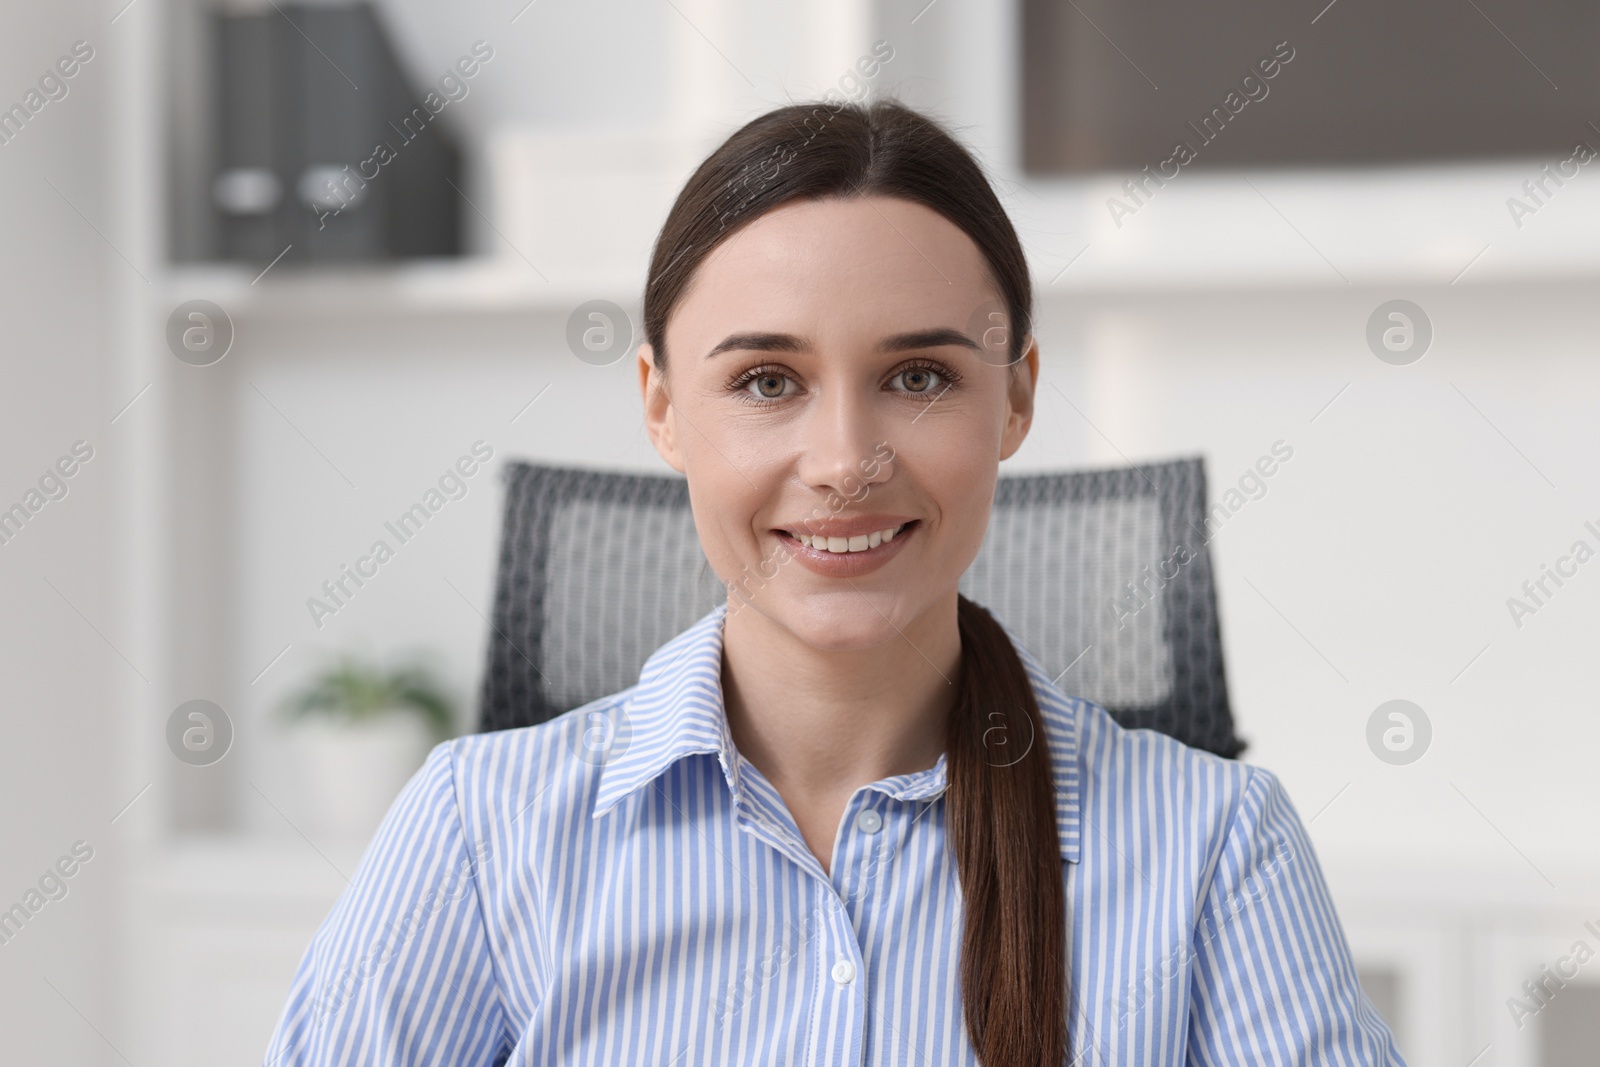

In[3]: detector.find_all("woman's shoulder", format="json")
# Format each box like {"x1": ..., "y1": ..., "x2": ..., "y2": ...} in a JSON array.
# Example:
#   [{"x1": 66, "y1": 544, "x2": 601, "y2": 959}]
[
  {"x1": 433, "y1": 690, "x2": 640, "y2": 831},
  {"x1": 1077, "y1": 695, "x2": 1253, "y2": 786},
  {"x1": 1029, "y1": 672, "x2": 1274, "y2": 859},
  {"x1": 447, "y1": 694, "x2": 632, "y2": 765}
]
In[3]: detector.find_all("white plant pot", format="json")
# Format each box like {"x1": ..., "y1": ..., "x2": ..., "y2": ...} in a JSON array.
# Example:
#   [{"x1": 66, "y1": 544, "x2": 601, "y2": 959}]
[{"x1": 290, "y1": 712, "x2": 436, "y2": 840}]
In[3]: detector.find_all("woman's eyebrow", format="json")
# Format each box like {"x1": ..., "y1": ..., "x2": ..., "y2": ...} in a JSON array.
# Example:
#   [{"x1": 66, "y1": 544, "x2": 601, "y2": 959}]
[
  {"x1": 878, "y1": 327, "x2": 980, "y2": 353},
  {"x1": 705, "y1": 327, "x2": 980, "y2": 359},
  {"x1": 705, "y1": 332, "x2": 805, "y2": 359}
]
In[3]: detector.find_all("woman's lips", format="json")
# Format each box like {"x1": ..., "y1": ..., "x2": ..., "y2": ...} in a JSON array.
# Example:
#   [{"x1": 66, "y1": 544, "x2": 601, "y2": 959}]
[{"x1": 773, "y1": 520, "x2": 919, "y2": 578}]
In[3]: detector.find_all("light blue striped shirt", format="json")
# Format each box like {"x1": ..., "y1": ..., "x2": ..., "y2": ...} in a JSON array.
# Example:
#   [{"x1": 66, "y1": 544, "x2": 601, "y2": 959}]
[{"x1": 263, "y1": 603, "x2": 1405, "y2": 1065}]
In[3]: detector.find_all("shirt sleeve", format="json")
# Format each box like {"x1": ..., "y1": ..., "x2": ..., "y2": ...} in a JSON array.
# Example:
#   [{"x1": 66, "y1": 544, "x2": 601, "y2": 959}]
[
  {"x1": 1186, "y1": 767, "x2": 1407, "y2": 1066},
  {"x1": 262, "y1": 740, "x2": 511, "y2": 1067}
]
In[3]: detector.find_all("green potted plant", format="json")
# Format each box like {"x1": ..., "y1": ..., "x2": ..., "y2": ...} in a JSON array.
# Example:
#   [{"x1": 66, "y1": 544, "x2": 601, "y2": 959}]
[{"x1": 280, "y1": 656, "x2": 457, "y2": 839}]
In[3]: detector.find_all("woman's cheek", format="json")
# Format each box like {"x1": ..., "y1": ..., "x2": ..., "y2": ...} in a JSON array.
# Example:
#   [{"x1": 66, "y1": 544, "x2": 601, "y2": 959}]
[{"x1": 915, "y1": 435, "x2": 997, "y2": 552}]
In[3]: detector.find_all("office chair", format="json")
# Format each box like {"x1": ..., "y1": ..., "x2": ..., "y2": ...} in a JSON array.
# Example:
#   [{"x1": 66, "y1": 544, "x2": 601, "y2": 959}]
[{"x1": 477, "y1": 457, "x2": 1244, "y2": 758}]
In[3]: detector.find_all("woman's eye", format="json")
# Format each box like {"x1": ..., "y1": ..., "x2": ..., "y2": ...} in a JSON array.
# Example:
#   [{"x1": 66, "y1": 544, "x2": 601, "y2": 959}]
[
  {"x1": 744, "y1": 372, "x2": 793, "y2": 400},
  {"x1": 892, "y1": 366, "x2": 944, "y2": 394}
]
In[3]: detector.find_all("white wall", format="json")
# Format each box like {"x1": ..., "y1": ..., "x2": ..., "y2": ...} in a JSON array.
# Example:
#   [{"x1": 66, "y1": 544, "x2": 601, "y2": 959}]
[
  {"x1": 0, "y1": 3, "x2": 117, "y2": 1064},
  {"x1": 1035, "y1": 281, "x2": 1600, "y2": 882}
]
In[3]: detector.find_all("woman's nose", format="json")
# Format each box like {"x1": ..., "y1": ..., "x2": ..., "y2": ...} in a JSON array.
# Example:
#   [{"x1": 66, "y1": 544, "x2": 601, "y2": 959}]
[{"x1": 795, "y1": 389, "x2": 893, "y2": 501}]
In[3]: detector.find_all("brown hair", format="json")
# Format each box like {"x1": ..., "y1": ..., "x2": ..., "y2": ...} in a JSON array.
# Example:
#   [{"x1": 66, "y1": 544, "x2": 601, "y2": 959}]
[{"x1": 642, "y1": 99, "x2": 1065, "y2": 1066}]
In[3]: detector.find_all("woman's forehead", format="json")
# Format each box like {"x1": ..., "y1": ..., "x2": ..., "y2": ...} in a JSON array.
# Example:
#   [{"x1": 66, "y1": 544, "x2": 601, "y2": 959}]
[
  {"x1": 706, "y1": 196, "x2": 984, "y2": 275},
  {"x1": 670, "y1": 197, "x2": 999, "y2": 347}
]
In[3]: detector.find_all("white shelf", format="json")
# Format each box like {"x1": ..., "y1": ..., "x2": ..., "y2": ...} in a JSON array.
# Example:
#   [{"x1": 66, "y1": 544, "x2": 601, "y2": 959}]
[
  {"x1": 161, "y1": 259, "x2": 639, "y2": 320},
  {"x1": 1010, "y1": 160, "x2": 1600, "y2": 293},
  {"x1": 160, "y1": 154, "x2": 1600, "y2": 327}
]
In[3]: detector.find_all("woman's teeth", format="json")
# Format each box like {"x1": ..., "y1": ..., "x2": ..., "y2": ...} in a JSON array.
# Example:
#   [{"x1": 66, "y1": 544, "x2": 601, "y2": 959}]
[{"x1": 794, "y1": 523, "x2": 905, "y2": 553}]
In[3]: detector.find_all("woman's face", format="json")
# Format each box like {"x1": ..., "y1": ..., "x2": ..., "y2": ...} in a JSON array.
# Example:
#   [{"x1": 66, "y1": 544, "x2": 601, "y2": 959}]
[{"x1": 640, "y1": 195, "x2": 1038, "y2": 652}]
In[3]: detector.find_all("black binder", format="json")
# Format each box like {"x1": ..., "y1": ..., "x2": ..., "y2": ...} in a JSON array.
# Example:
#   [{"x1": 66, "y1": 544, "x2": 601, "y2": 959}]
[{"x1": 211, "y1": 2, "x2": 461, "y2": 264}]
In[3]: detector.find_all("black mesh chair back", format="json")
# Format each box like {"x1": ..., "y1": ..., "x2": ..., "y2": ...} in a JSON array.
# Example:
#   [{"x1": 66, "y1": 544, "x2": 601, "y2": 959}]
[{"x1": 478, "y1": 458, "x2": 1244, "y2": 758}]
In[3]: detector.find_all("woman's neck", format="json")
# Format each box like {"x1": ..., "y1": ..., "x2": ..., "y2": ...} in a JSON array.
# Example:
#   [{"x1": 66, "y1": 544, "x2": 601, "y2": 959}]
[{"x1": 719, "y1": 591, "x2": 962, "y2": 847}]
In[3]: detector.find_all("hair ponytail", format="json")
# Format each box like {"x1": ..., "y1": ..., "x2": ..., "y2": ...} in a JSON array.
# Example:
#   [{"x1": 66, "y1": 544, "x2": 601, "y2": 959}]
[
  {"x1": 643, "y1": 99, "x2": 1067, "y2": 1064},
  {"x1": 948, "y1": 595, "x2": 1067, "y2": 1065}
]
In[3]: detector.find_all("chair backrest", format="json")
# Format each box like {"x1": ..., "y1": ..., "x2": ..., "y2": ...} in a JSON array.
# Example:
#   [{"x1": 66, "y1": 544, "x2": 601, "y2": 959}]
[{"x1": 478, "y1": 458, "x2": 1244, "y2": 758}]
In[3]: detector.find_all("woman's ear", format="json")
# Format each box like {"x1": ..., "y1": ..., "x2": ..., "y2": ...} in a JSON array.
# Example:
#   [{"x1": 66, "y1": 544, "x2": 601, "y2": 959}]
[
  {"x1": 999, "y1": 335, "x2": 1040, "y2": 461},
  {"x1": 639, "y1": 343, "x2": 687, "y2": 472}
]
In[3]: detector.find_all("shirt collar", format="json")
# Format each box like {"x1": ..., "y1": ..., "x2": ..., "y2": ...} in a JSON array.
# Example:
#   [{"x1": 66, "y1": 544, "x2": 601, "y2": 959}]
[{"x1": 592, "y1": 602, "x2": 1082, "y2": 864}]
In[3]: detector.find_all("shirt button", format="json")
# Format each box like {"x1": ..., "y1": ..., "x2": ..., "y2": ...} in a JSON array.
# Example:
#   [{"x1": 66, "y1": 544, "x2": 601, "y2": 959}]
[
  {"x1": 831, "y1": 958, "x2": 856, "y2": 985},
  {"x1": 854, "y1": 809, "x2": 883, "y2": 834}
]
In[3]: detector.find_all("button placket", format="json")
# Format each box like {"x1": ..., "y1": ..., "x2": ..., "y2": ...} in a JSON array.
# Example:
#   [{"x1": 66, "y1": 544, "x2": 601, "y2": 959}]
[
  {"x1": 842, "y1": 798, "x2": 904, "y2": 915},
  {"x1": 827, "y1": 800, "x2": 887, "y2": 994}
]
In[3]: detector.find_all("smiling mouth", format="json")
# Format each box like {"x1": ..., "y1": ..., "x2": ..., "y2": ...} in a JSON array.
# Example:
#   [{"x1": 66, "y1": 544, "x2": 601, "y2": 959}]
[{"x1": 778, "y1": 521, "x2": 916, "y2": 554}]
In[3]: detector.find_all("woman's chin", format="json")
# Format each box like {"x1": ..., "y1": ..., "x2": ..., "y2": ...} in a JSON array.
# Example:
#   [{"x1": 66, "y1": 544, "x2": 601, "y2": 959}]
[{"x1": 728, "y1": 589, "x2": 918, "y2": 654}]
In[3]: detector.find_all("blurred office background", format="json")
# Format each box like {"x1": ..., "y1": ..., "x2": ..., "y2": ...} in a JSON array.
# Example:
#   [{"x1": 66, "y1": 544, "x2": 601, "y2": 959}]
[{"x1": 2, "y1": 0, "x2": 1599, "y2": 1063}]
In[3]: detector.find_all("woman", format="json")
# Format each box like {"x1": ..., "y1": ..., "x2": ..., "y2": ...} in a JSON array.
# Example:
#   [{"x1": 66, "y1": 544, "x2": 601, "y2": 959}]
[{"x1": 264, "y1": 101, "x2": 1405, "y2": 1066}]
